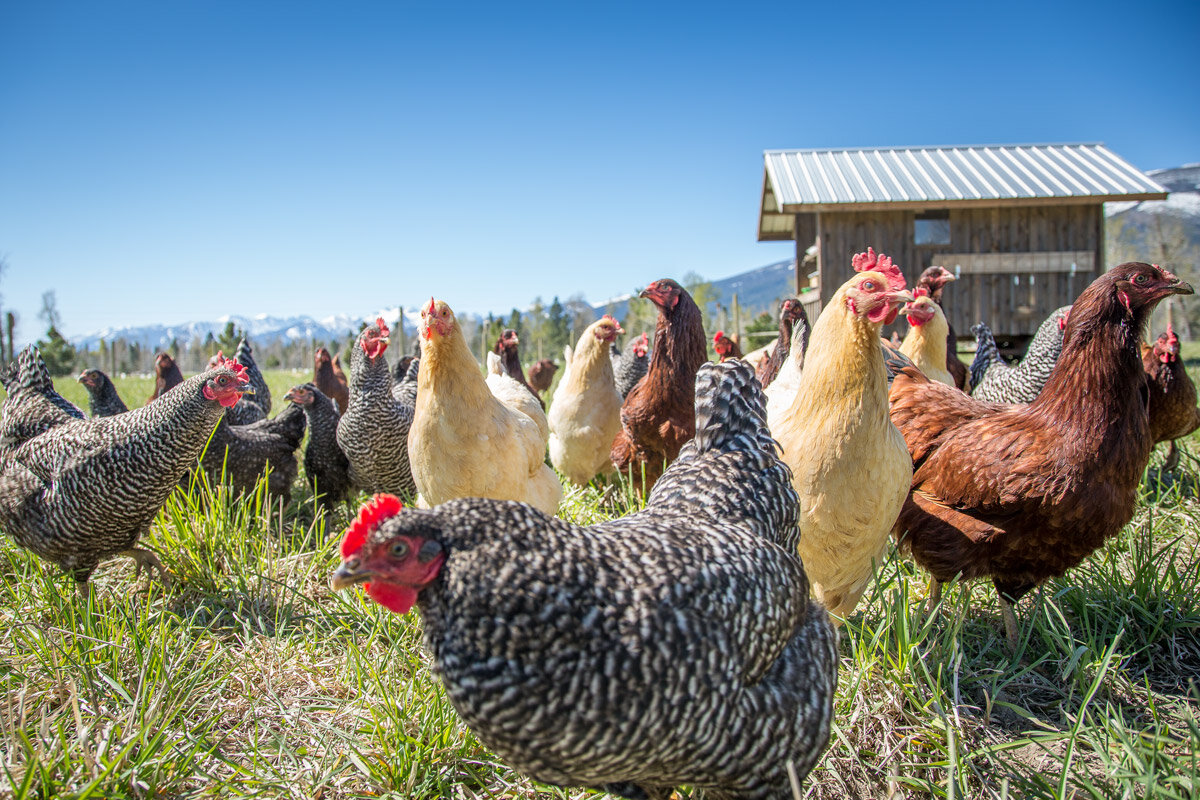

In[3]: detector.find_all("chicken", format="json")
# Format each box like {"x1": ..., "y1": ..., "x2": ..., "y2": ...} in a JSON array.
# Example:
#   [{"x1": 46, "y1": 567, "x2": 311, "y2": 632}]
[
  {"x1": 314, "y1": 346, "x2": 350, "y2": 415},
  {"x1": 485, "y1": 351, "x2": 551, "y2": 442},
  {"x1": 196, "y1": 403, "x2": 306, "y2": 502},
  {"x1": 234, "y1": 339, "x2": 271, "y2": 414},
  {"x1": 756, "y1": 298, "x2": 809, "y2": 390},
  {"x1": 971, "y1": 306, "x2": 1071, "y2": 404},
  {"x1": 763, "y1": 308, "x2": 819, "y2": 423},
  {"x1": 548, "y1": 316, "x2": 624, "y2": 485},
  {"x1": 1143, "y1": 324, "x2": 1200, "y2": 471},
  {"x1": 712, "y1": 330, "x2": 742, "y2": 361},
  {"x1": 331, "y1": 360, "x2": 837, "y2": 799},
  {"x1": 769, "y1": 248, "x2": 914, "y2": 623},
  {"x1": 898, "y1": 289, "x2": 956, "y2": 386},
  {"x1": 336, "y1": 319, "x2": 416, "y2": 498},
  {"x1": 285, "y1": 383, "x2": 351, "y2": 509},
  {"x1": 1, "y1": 347, "x2": 85, "y2": 451},
  {"x1": 527, "y1": 358, "x2": 558, "y2": 399},
  {"x1": 409, "y1": 299, "x2": 561, "y2": 515},
  {"x1": 207, "y1": 346, "x2": 269, "y2": 426},
  {"x1": 149, "y1": 352, "x2": 184, "y2": 402},
  {"x1": 391, "y1": 354, "x2": 415, "y2": 384},
  {"x1": 968, "y1": 322, "x2": 1002, "y2": 391},
  {"x1": 77, "y1": 369, "x2": 129, "y2": 417},
  {"x1": 888, "y1": 262, "x2": 1193, "y2": 645},
  {"x1": 0, "y1": 353, "x2": 248, "y2": 587},
  {"x1": 742, "y1": 337, "x2": 776, "y2": 372},
  {"x1": 610, "y1": 280, "x2": 707, "y2": 493},
  {"x1": 916, "y1": 266, "x2": 969, "y2": 391},
  {"x1": 493, "y1": 329, "x2": 541, "y2": 407},
  {"x1": 611, "y1": 331, "x2": 649, "y2": 400},
  {"x1": 391, "y1": 356, "x2": 419, "y2": 407}
]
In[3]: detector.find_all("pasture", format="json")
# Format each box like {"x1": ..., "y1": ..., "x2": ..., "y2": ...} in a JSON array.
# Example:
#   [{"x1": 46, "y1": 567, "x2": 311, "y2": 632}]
[{"x1": 1, "y1": 366, "x2": 1198, "y2": 799}]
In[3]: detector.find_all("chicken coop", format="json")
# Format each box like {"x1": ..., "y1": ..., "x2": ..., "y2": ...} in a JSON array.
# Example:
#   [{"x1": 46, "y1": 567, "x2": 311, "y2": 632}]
[{"x1": 756, "y1": 143, "x2": 1168, "y2": 339}]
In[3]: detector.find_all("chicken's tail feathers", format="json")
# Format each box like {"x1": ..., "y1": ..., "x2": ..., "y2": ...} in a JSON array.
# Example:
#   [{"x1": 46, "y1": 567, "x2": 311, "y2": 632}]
[
  {"x1": 690, "y1": 359, "x2": 772, "y2": 456},
  {"x1": 881, "y1": 340, "x2": 917, "y2": 387},
  {"x1": 485, "y1": 351, "x2": 505, "y2": 376},
  {"x1": 968, "y1": 322, "x2": 1001, "y2": 390}
]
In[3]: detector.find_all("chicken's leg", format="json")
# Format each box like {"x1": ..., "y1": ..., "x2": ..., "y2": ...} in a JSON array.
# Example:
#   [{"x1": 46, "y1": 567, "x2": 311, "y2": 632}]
[
  {"x1": 1000, "y1": 598, "x2": 1019, "y2": 648},
  {"x1": 925, "y1": 578, "x2": 942, "y2": 614},
  {"x1": 122, "y1": 548, "x2": 172, "y2": 587},
  {"x1": 1164, "y1": 441, "x2": 1182, "y2": 472}
]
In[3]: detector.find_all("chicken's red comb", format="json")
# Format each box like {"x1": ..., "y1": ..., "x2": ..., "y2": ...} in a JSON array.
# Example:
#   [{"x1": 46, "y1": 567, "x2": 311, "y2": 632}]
[
  {"x1": 341, "y1": 494, "x2": 404, "y2": 558},
  {"x1": 375, "y1": 317, "x2": 390, "y2": 337},
  {"x1": 212, "y1": 352, "x2": 250, "y2": 385},
  {"x1": 636, "y1": 332, "x2": 649, "y2": 345},
  {"x1": 1153, "y1": 263, "x2": 1180, "y2": 282},
  {"x1": 427, "y1": 297, "x2": 437, "y2": 315},
  {"x1": 913, "y1": 287, "x2": 929, "y2": 299},
  {"x1": 852, "y1": 247, "x2": 906, "y2": 291},
  {"x1": 714, "y1": 330, "x2": 725, "y2": 341},
  {"x1": 1168, "y1": 323, "x2": 1178, "y2": 343}
]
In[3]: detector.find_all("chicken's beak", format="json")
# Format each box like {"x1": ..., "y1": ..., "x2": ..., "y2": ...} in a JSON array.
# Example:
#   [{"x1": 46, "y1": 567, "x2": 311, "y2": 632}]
[
  {"x1": 1166, "y1": 279, "x2": 1195, "y2": 296},
  {"x1": 330, "y1": 559, "x2": 371, "y2": 590},
  {"x1": 889, "y1": 290, "x2": 916, "y2": 306},
  {"x1": 240, "y1": 386, "x2": 256, "y2": 396}
]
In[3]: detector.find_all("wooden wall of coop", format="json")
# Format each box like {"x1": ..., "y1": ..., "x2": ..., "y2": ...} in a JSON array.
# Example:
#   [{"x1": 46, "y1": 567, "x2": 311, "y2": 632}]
[
  {"x1": 758, "y1": 145, "x2": 1168, "y2": 339},
  {"x1": 799, "y1": 205, "x2": 1103, "y2": 337}
]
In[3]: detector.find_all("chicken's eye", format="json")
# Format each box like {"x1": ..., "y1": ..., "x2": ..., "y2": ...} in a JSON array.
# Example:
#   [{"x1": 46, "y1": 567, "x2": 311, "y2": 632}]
[
  {"x1": 390, "y1": 541, "x2": 410, "y2": 559},
  {"x1": 217, "y1": 377, "x2": 228, "y2": 386},
  {"x1": 862, "y1": 280, "x2": 877, "y2": 291},
  {"x1": 1134, "y1": 273, "x2": 1149, "y2": 285}
]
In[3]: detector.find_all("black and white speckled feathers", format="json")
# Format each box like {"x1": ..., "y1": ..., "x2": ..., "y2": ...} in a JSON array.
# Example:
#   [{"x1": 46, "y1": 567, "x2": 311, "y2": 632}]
[
  {"x1": 336, "y1": 325, "x2": 416, "y2": 498},
  {"x1": 343, "y1": 360, "x2": 837, "y2": 798},
  {"x1": 0, "y1": 364, "x2": 243, "y2": 582},
  {"x1": 1, "y1": 346, "x2": 85, "y2": 452},
  {"x1": 971, "y1": 306, "x2": 1070, "y2": 404},
  {"x1": 290, "y1": 383, "x2": 351, "y2": 508}
]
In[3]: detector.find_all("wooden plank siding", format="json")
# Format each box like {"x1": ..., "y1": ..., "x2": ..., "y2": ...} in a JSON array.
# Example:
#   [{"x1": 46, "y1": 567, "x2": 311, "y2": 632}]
[{"x1": 808, "y1": 204, "x2": 1104, "y2": 338}]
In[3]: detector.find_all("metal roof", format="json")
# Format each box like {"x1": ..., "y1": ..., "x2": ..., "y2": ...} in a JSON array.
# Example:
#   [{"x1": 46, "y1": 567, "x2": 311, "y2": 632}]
[{"x1": 762, "y1": 143, "x2": 1167, "y2": 211}]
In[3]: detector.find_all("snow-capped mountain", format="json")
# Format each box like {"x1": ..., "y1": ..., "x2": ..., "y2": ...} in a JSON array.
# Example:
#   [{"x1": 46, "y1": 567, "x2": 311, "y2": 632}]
[
  {"x1": 1106, "y1": 164, "x2": 1200, "y2": 253},
  {"x1": 73, "y1": 307, "x2": 422, "y2": 351}
]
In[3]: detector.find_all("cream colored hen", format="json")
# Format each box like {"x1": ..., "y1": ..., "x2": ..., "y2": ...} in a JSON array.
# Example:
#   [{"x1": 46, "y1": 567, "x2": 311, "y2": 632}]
[
  {"x1": 409, "y1": 299, "x2": 562, "y2": 516},
  {"x1": 899, "y1": 290, "x2": 955, "y2": 387},
  {"x1": 486, "y1": 352, "x2": 550, "y2": 443},
  {"x1": 548, "y1": 316, "x2": 624, "y2": 485},
  {"x1": 769, "y1": 248, "x2": 914, "y2": 624}
]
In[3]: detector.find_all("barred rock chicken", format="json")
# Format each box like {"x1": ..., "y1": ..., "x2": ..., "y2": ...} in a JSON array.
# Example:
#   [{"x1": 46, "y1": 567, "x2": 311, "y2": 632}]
[
  {"x1": 493, "y1": 329, "x2": 541, "y2": 407},
  {"x1": 78, "y1": 369, "x2": 129, "y2": 417},
  {"x1": 197, "y1": 403, "x2": 306, "y2": 502},
  {"x1": 548, "y1": 316, "x2": 624, "y2": 485},
  {"x1": 756, "y1": 298, "x2": 809, "y2": 390},
  {"x1": 770, "y1": 248, "x2": 914, "y2": 623},
  {"x1": 332, "y1": 360, "x2": 837, "y2": 799},
  {"x1": 1, "y1": 347, "x2": 85, "y2": 451},
  {"x1": 409, "y1": 300, "x2": 560, "y2": 515},
  {"x1": 712, "y1": 330, "x2": 742, "y2": 361},
  {"x1": 0, "y1": 354, "x2": 248, "y2": 586},
  {"x1": 611, "y1": 280, "x2": 707, "y2": 493},
  {"x1": 915, "y1": 266, "x2": 969, "y2": 390},
  {"x1": 968, "y1": 322, "x2": 1001, "y2": 391},
  {"x1": 391, "y1": 355, "x2": 415, "y2": 385},
  {"x1": 527, "y1": 358, "x2": 558, "y2": 399},
  {"x1": 611, "y1": 331, "x2": 649, "y2": 400},
  {"x1": 1143, "y1": 325, "x2": 1200, "y2": 471},
  {"x1": 149, "y1": 352, "x2": 184, "y2": 402},
  {"x1": 889, "y1": 263, "x2": 1192, "y2": 645},
  {"x1": 971, "y1": 306, "x2": 1070, "y2": 404},
  {"x1": 899, "y1": 289, "x2": 955, "y2": 386},
  {"x1": 336, "y1": 318, "x2": 416, "y2": 498},
  {"x1": 286, "y1": 383, "x2": 351, "y2": 509},
  {"x1": 391, "y1": 356, "x2": 419, "y2": 407},
  {"x1": 314, "y1": 346, "x2": 350, "y2": 415},
  {"x1": 234, "y1": 339, "x2": 271, "y2": 415}
]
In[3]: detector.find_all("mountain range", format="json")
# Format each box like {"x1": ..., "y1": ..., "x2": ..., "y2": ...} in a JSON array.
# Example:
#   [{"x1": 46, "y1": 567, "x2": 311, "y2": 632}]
[{"x1": 71, "y1": 163, "x2": 1198, "y2": 351}]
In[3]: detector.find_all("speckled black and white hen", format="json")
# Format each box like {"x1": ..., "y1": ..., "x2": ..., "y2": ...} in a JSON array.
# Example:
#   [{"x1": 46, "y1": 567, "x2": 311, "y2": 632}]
[
  {"x1": 197, "y1": 403, "x2": 306, "y2": 502},
  {"x1": 336, "y1": 319, "x2": 415, "y2": 498},
  {"x1": 332, "y1": 360, "x2": 838, "y2": 800},
  {"x1": 390, "y1": 356, "x2": 419, "y2": 408},
  {"x1": 1, "y1": 346, "x2": 86, "y2": 452},
  {"x1": 968, "y1": 322, "x2": 1002, "y2": 391},
  {"x1": 235, "y1": 339, "x2": 271, "y2": 415},
  {"x1": 0, "y1": 355, "x2": 248, "y2": 586},
  {"x1": 971, "y1": 305, "x2": 1071, "y2": 404},
  {"x1": 78, "y1": 368, "x2": 129, "y2": 417},
  {"x1": 611, "y1": 332, "x2": 649, "y2": 400},
  {"x1": 285, "y1": 383, "x2": 351, "y2": 509}
]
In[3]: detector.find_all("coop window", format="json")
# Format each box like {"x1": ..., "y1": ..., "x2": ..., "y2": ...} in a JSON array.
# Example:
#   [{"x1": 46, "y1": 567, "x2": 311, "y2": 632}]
[{"x1": 914, "y1": 211, "x2": 951, "y2": 246}]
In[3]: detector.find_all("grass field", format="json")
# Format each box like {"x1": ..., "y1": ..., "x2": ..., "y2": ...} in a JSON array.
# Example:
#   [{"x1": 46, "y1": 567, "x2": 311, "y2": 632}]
[{"x1": 1, "y1": 368, "x2": 1198, "y2": 799}]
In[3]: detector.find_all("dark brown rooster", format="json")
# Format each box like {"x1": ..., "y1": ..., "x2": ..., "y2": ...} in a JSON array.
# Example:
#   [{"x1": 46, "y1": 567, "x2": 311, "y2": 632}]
[
  {"x1": 332, "y1": 360, "x2": 837, "y2": 799},
  {"x1": 712, "y1": 330, "x2": 742, "y2": 361},
  {"x1": 755, "y1": 298, "x2": 809, "y2": 389},
  {"x1": 149, "y1": 352, "x2": 184, "y2": 402},
  {"x1": 1143, "y1": 324, "x2": 1200, "y2": 471},
  {"x1": 314, "y1": 346, "x2": 349, "y2": 416},
  {"x1": 493, "y1": 329, "x2": 541, "y2": 407},
  {"x1": 888, "y1": 262, "x2": 1193, "y2": 645},
  {"x1": 610, "y1": 279, "x2": 707, "y2": 493},
  {"x1": 916, "y1": 266, "x2": 969, "y2": 391}
]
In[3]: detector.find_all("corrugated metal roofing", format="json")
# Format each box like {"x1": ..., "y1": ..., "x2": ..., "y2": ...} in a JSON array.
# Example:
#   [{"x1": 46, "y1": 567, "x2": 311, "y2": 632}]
[{"x1": 763, "y1": 144, "x2": 1167, "y2": 208}]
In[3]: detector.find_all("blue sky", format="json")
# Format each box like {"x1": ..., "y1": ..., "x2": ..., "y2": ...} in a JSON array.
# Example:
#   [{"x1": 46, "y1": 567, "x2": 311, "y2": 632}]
[{"x1": 1, "y1": 0, "x2": 1196, "y2": 341}]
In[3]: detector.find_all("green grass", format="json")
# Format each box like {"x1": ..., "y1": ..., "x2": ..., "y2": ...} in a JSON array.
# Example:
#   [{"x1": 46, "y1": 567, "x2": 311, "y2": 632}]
[{"x1": 1, "y1": 370, "x2": 1198, "y2": 798}]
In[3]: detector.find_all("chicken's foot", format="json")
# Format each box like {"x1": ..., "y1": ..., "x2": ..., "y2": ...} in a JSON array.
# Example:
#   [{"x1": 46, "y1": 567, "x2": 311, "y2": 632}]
[{"x1": 122, "y1": 548, "x2": 172, "y2": 588}]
